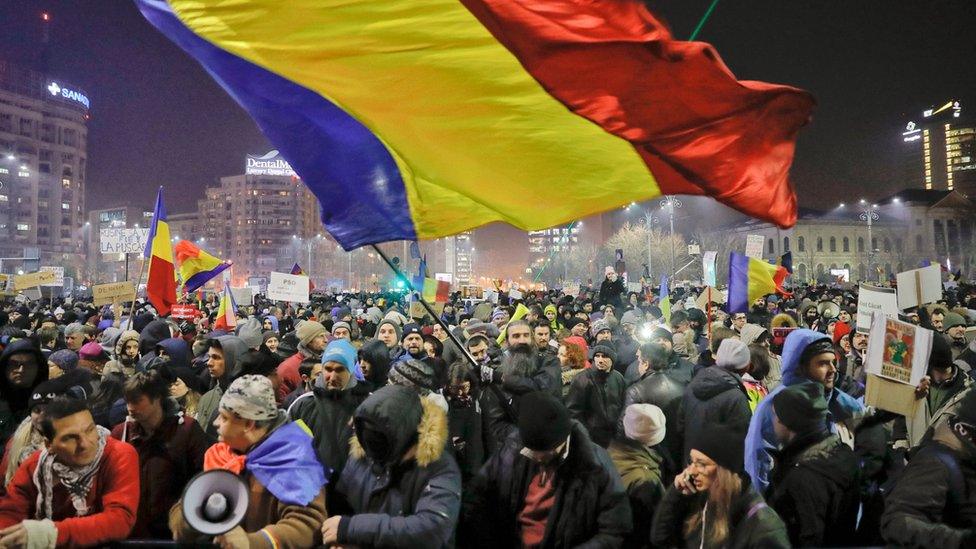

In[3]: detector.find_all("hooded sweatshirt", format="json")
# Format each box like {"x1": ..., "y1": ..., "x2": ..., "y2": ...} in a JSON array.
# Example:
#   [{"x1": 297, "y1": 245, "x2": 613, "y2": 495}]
[
  {"x1": 138, "y1": 320, "x2": 172, "y2": 356},
  {"x1": 195, "y1": 336, "x2": 247, "y2": 439},
  {"x1": 0, "y1": 340, "x2": 49, "y2": 442},
  {"x1": 156, "y1": 337, "x2": 192, "y2": 370},
  {"x1": 358, "y1": 339, "x2": 392, "y2": 388},
  {"x1": 744, "y1": 329, "x2": 862, "y2": 492}
]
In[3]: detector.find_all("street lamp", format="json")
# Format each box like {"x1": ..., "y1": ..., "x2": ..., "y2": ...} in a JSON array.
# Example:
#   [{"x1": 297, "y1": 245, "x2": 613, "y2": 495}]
[
  {"x1": 857, "y1": 203, "x2": 879, "y2": 282},
  {"x1": 660, "y1": 196, "x2": 683, "y2": 279}
]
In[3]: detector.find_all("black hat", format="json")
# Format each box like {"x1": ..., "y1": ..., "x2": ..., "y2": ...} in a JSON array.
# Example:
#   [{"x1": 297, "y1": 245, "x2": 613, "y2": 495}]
[
  {"x1": 798, "y1": 337, "x2": 835, "y2": 367},
  {"x1": 401, "y1": 323, "x2": 422, "y2": 341},
  {"x1": 690, "y1": 422, "x2": 747, "y2": 473},
  {"x1": 930, "y1": 335, "x2": 954, "y2": 372},
  {"x1": 954, "y1": 389, "x2": 976, "y2": 427},
  {"x1": 772, "y1": 383, "x2": 828, "y2": 435},
  {"x1": 518, "y1": 391, "x2": 572, "y2": 451},
  {"x1": 650, "y1": 327, "x2": 673, "y2": 343},
  {"x1": 590, "y1": 343, "x2": 618, "y2": 365}
]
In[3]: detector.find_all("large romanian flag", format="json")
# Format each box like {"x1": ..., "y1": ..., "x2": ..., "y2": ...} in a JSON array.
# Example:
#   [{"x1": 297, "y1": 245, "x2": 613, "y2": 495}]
[
  {"x1": 174, "y1": 240, "x2": 231, "y2": 293},
  {"x1": 136, "y1": 0, "x2": 814, "y2": 250},
  {"x1": 144, "y1": 187, "x2": 178, "y2": 316},
  {"x1": 727, "y1": 252, "x2": 791, "y2": 313}
]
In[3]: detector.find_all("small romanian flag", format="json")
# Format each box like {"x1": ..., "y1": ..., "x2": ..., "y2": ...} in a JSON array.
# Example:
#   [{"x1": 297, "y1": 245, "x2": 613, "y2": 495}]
[
  {"x1": 659, "y1": 275, "x2": 671, "y2": 323},
  {"x1": 727, "y1": 252, "x2": 791, "y2": 313},
  {"x1": 175, "y1": 240, "x2": 231, "y2": 293},
  {"x1": 421, "y1": 278, "x2": 450, "y2": 304},
  {"x1": 214, "y1": 286, "x2": 237, "y2": 331},
  {"x1": 291, "y1": 263, "x2": 315, "y2": 291}
]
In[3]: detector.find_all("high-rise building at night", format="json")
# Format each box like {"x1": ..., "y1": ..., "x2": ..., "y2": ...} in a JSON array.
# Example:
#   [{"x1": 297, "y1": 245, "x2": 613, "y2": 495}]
[
  {"x1": 902, "y1": 100, "x2": 976, "y2": 194},
  {"x1": 0, "y1": 59, "x2": 89, "y2": 269}
]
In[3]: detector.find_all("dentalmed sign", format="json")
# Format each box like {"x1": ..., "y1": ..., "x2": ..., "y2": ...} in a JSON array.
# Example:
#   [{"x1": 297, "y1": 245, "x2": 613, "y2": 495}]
[{"x1": 245, "y1": 150, "x2": 297, "y2": 177}]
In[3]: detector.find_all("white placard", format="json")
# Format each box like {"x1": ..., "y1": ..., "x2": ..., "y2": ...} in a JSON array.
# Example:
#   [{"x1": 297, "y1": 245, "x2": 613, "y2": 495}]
[
  {"x1": 627, "y1": 282, "x2": 643, "y2": 293},
  {"x1": 563, "y1": 283, "x2": 580, "y2": 297},
  {"x1": 40, "y1": 266, "x2": 64, "y2": 287},
  {"x1": 99, "y1": 228, "x2": 150, "y2": 255},
  {"x1": 745, "y1": 234, "x2": 765, "y2": 259},
  {"x1": 830, "y1": 268, "x2": 850, "y2": 283},
  {"x1": 267, "y1": 272, "x2": 310, "y2": 303},
  {"x1": 231, "y1": 287, "x2": 253, "y2": 306},
  {"x1": 702, "y1": 251, "x2": 718, "y2": 286},
  {"x1": 856, "y1": 283, "x2": 898, "y2": 333},
  {"x1": 508, "y1": 288, "x2": 523, "y2": 300},
  {"x1": 895, "y1": 265, "x2": 942, "y2": 310}
]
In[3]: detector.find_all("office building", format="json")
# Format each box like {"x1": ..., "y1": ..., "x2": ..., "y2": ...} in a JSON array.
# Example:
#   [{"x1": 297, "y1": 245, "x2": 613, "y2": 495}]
[{"x1": 902, "y1": 100, "x2": 976, "y2": 193}]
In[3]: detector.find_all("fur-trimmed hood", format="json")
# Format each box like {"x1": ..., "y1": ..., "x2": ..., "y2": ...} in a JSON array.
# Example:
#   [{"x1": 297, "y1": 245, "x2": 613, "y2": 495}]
[{"x1": 349, "y1": 384, "x2": 448, "y2": 467}]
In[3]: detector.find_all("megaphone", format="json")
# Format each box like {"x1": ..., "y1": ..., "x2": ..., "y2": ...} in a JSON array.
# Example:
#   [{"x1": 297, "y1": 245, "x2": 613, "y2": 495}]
[
  {"x1": 181, "y1": 469, "x2": 250, "y2": 536},
  {"x1": 817, "y1": 300, "x2": 841, "y2": 320}
]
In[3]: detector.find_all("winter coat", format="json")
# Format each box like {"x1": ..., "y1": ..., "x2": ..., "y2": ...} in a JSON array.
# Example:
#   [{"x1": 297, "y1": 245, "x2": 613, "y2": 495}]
[
  {"x1": 599, "y1": 277, "x2": 625, "y2": 309},
  {"x1": 138, "y1": 319, "x2": 172, "y2": 356},
  {"x1": 358, "y1": 338, "x2": 392, "y2": 388},
  {"x1": 111, "y1": 406, "x2": 208, "y2": 539},
  {"x1": 744, "y1": 329, "x2": 863, "y2": 493},
  {"x1": 566, "y1": 368, "x2": 626, "y2": 447},
  {"x1": 651, "y1": 479, "x2": 789, "y2": 549},
  {"x1": 623, "y1": 367, "x2": 687, "y2": 467},
  {"x1": 478, "y1": 382, "x2": 518, "y2": 457},
  {"x1": 608, "y1": 437, "x2": 665, "y2": 549},
  {"x1": 766, "y1": 431, "x2": 859, "y2": 547},
  {"x1": 881, "y1": 421, "x2": 976, "y2": 549},
  {"x1": 287, "y1": 380, "x2": 371, "y2": 482},
  {"x1": 196, "y1": 335, "x2": 246, "y2": 440},
  {"x1": 447, "y1": 397, "x2": 484, "y2": 482},
  {"x1": 462, "y1": 421, "x2": 632, "y2": 548},
  {"x1": 679, "y1": 367, "x2": 752, "y2": 461},
  {"x1": 615, "y1": 334, "x2": 639, "y2": 376},
  {"x1": 0, "y1": 436, "x2": 139, "y2": 547},
  {"x1": 0, "y1": 340, "x2": 48, "y2": 445},
  {"x1": 333, "y1": 388, "x2": 461, "y2": 548}
]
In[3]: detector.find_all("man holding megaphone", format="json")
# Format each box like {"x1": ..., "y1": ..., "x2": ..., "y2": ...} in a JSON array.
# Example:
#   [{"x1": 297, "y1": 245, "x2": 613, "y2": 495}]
[{"x1": 169, "y1": 375, "x2": 327, "y2": 549}]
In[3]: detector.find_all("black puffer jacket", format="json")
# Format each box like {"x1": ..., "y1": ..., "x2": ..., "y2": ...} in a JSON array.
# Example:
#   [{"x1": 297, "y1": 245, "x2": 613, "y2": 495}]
[
  {"x1": 679, "y1": 367, "x2": 752, "y2": 461},
  {"x1": 566, "y1": 368, "x2": 626, "y2": 447},
  {"x1": 881, "y1": 422, "x2": 976, "y2": 549},
  {"x1": 767, "y1": 431, "x2": 860, "y2": 546},
  {"x1": 461, "y1": 421, "x2": 632, "y2": 548},
  {"x1": 622, "y1": 368, "x2": 686, "y2": 468}
]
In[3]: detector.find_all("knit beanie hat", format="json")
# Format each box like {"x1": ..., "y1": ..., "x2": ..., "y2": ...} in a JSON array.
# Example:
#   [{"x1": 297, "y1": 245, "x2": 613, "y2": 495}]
[
  {"x1": 400, "y1": 323, "x2": 422, "y2": 341},
  {"x1": 798, "y1": 337, "x2": 835, "y2": 368},
  {"x1": 377, "y1": 319, "x2": 402, "y2": 341},
  {"x1": 331, "y1": 321, "x2": 351, "y2": 336},
  {"x1": 389, "y1": 359, "x2": 435, "y2": 392},
  {"x1": 690, "y1": 422, "x2": 746, "y2": 473},
  {"x1": 262, "y1": 331, "x2": 279, "y2": 344},
  {"x1": 296, "y1": 320, "x2": 327, "y2": 348},
  {"x1": 48, "y1": 349, "x2": 79, "y2": 373},
  {"x1": 518, "y1": 391, "x2": 572, "y2": 451},
  {"x1": 832, "y1": 321, "x2": 852, "y2": 345},
  {"x1": 236, "y1": 317, "x2": 264, "y2": 350},
  {"x1": 590, "y1": 343, "x2": 617, "y2": 366},
  {"x1": 930, "y1": 334, "x2": 954, "y2": 371},
  {"x1": 715, "y1": 338, "x2": 750, "y2": 372},
  {"x1": 219, "y1": 375, "x2": 278, "y2": 421},
  {"x1": 772, "y1": 383, "x2": 829, "y2": 435},
  {"x1": 591, "y1": 319, "x2": 612, "y2": 338},
  {"x1": 623, "y1": 404, "x2": 666, "y2": 447},
  {"x1": 944, "y1": 312, "x2": 967, "y2": 331},
  {"x1": 79, "y1": 341, "x2": 107, "y2": 361}
]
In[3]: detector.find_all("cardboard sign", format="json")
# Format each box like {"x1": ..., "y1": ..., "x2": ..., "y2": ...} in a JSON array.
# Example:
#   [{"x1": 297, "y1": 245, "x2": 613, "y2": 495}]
[
  {"x1": 695, "y1": 286, "x2": 726, "y2": 311},
  {"x1": 92, "y1": 281, "x2": 134, "y2": 306},
  {"x1": 856, "y1": 284, "x2": 898, "y2": 334},
  {"x1": 895, "y1": 264, "x2": 942, "y2": 310},
  {"x1": 409, "y1": 300, "x2": 444, "y2": 319},
  {"x1": 14, "y1": 270, "x2": 57, "y2": 290},
  {"x1": 745, "y1": 234, "x2": 765, "y2": 259},
  {"x1": 865, "y1": 373, "x2": 919, "y2": 417},
  {"x1": 267, "y1": 272, "x2": 310, "y2": 303},
  {"x1": 40, "y1": 266, "x2": 64, "y2": 287},
  {"x1": 865, "y1": 311, "x2": 931, "y2": 386},
  {"x1": 99, "y1": 228, "x2": 150, "y2": 255},
  {"x1": 170, "y1": 304, "x2": 201, "y2": 320}
]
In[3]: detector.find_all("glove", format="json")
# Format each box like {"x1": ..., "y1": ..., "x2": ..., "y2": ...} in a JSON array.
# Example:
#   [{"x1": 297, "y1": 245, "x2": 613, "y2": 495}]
[{"x1": 481, "y1": 364, "x2": 494, "y2": 384}]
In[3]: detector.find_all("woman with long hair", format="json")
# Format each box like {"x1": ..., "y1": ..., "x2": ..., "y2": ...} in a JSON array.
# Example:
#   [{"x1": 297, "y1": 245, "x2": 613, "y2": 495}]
[{"x1": 651, "y1": 423, "x2": 788, "y2": 548}]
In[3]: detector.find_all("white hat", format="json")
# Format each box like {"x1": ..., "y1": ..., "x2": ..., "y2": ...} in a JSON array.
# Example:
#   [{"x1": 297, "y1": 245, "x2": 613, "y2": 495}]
[{"x1": 623, "y1": 404, "x2": 666, "y2": 447}]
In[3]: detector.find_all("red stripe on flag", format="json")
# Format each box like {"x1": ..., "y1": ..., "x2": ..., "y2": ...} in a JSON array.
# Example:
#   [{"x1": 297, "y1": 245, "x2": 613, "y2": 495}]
[
  {"x1": 146, "y1": 257, "x2": 178, "y2": 316},
  {"x1": 459, "y1": 0, "x2": 814, "y2": 228}
]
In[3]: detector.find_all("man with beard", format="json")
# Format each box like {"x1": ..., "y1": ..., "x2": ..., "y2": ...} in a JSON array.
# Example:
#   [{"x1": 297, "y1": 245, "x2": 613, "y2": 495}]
[
  {"x1": 494, "y1": 321, "x2": 560, "y2": 399},
  {"x1": 942, "y1": 312, "x2": 969, "y2": 359},
  {"x1": 748, "y1": 296, "x2": 772, "y2": 327},
  {"x1": 289, "y1": 339, "x2": 368, "y2": 489},
  {"x1": 847, "y1": 330, "x2": 870, "y2": 384},
  {"x1": 393, "y1": 323, "x2": 426, "y2": 362},
  {"x1": 275, "y1": 320, "x2": 328, "y2": 402}
]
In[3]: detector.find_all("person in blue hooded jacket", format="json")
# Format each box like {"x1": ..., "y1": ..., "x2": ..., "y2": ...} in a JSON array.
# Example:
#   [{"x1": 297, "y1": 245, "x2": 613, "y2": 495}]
[{"x1": 745, "y1": 329, "x2": 864, "y2": 493}]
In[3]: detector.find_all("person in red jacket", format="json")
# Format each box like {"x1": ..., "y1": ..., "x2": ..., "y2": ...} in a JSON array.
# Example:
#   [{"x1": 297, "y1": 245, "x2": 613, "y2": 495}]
[{"x1": 0, "y1": 397, "x2": 139, "y2": 547}]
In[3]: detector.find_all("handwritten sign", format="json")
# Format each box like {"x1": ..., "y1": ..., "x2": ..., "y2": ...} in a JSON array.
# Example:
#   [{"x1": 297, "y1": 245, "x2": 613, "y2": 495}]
[
  {"x1": 267, "y1": 271, "x2": 310, "y2": 303},
  {"x1": 92, "y1": 281, "x2": 134, "y2": 306},
  {"x1": 99, "y1": 228, "x2": 150, "y2": 255},
  {"x1": 745, "y1": 234, "x2": 765, "y2": 259},
  {"x1": 856, "y1": 284, "x2": 897, "y2": 333},
  {"x1": 170, "y1": 304, "x2": 202, "y2": 320},
  {"x1": 14, "y1": 271, "x2": 57, "y2": 291}
]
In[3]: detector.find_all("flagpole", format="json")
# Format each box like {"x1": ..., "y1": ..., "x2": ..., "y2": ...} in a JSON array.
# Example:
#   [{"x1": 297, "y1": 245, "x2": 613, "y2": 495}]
[
  {"x1": 371, "y1": 244, "x2": 477, "y2": 369},
  {"x1": 126, "y1": 255, "x2": 147, "y2": 330}
]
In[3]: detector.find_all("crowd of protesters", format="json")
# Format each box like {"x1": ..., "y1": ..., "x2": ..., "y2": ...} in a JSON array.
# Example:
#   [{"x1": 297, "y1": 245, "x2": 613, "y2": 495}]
[{"x1": 0, "y1": 265, "x2": 974, "y2": 547}]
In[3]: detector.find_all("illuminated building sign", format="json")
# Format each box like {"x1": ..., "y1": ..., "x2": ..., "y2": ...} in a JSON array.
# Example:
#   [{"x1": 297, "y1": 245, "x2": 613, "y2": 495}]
[
  {"x1": 46, "y1": 82, "x2": 90, "y2": 109},
  {"x1": 245, "y1": 150, "x2": 297, "y2": 177}
]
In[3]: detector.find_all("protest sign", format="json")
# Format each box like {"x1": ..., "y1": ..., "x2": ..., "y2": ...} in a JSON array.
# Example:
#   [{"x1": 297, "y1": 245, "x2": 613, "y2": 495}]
[
  {"x1": 895, "y1": 264, "x2": 942, "y2": 310},
  {"x1": 865, "y1": 374, "x2": 919, "y2": 417},
  {"x1": 40, "y1": 266, "x2": 64, "y2": 287},
  {"x1": 409, "y1": 300, "x2": 443, "y2": 319},
  {"x1": 92, "y1": 281, "x2": 134, "y2": 306},
  {"x1": 745, "y1": 234, "x2": 764, "y2": 259},
  {"x1": 563, "y1": 283, "x2": 580, "y2": 298},
  {"x1": 702, "y1": 251, "x2": 718, "y2": 286},
  {"x1": 99, "y1": 228, "x2": 150, "y2": 255},
  {"x1": 626, "y1": 281, "x2": 643, "y2": 293},
  {"x1": 508, "y1": 288, "x2": 523, "y2": 300},
  {"x1": 0, "y1": 275, "x2": 13, "y2": 296},
  {"x1": 267, "y1": 271, "x2": 310, "y2": 303},
  {"x1": 865, "y1": 311, "x2": 930, "y2": 386},
  {"x1": 230, "y1": 287, "x2": 253, "y2": 306},
  {"x1": 461, "y1": 285, "x2": 483, "y2": 299},
  {"x1": 856, "y1": 284, "x2": 898, "y2": 333},
  {"x1": 695, "y1": 286, "x2": 726, "y2": 311},
  {"x1": 14, "y1": 270, "x2": 56, "y2": 291},
  {"x1": 170, "y1": 304, "x2": 202, "y2": 320},
  {"x1": 484, "y1": 289, "x2": 499, "y2": 304}
]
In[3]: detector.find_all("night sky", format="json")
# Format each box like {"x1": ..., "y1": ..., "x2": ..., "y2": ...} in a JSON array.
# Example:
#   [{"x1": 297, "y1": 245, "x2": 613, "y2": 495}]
[{"x1": 2, "y1": 0, "x2": 975, "y2": 223}]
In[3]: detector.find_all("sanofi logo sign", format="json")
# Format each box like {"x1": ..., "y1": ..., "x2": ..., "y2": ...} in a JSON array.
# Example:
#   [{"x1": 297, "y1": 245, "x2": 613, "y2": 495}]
[{"x1": 47, "y1": 82, "x2": 90, "y2": 110}]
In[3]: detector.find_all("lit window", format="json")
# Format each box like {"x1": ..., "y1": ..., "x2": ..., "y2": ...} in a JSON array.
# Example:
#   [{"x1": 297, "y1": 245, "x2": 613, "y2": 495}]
[
  {"x1": 61, "y1": 202, "x2": 69, "y2": 210},
  {"x1": 61, "y1": 178, "x2": 70, "y2": 188},
  {"x1": 0, "y1": 168, "x2": 7, "y2": 174},
  {"x1": 0, "y1": 195, "x2": 6, "y2": 202},
  {"x1": 16, "y1": 223, "x2": 29, "y2": 231}
]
